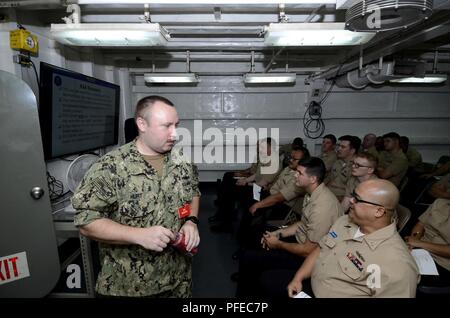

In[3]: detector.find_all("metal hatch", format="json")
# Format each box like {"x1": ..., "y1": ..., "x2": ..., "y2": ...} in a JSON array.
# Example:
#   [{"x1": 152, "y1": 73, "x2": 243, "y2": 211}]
[{"x1": 0, "y1": 70, "x2": 60, "y2": 297}]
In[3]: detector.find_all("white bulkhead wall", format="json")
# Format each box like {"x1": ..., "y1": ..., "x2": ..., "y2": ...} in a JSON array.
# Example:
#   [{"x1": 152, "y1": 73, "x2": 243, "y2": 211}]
[{"x1": 130, "y1": 67, "x2": 450, "y2": 181}]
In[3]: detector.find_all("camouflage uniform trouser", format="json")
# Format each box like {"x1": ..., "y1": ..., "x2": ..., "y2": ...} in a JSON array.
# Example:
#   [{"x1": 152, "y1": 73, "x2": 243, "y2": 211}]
[{"x1": 96, "y1": 280, "x2": 192, "y2": 298}]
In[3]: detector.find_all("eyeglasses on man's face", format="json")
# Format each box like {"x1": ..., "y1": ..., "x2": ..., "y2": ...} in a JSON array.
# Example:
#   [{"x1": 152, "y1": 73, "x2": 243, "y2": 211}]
[
  {"x1": 350, "y1": 190, "x2": 384, "y2": 208},
  {"x1": 350, "y1": 161, "x2": 371, "y2": 169}
]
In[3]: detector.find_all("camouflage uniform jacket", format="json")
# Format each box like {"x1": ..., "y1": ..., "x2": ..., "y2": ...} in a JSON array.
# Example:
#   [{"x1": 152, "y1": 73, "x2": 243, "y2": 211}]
[{"x1": 72, "y1": 141, "x2": 200, "y2": 297}]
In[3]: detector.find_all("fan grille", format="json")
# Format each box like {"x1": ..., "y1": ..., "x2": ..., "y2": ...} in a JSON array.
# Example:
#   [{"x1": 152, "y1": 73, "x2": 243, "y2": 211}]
[
  {"x1": 66, "y1": 154, "x2": 99, "y2": 193},
  {"x1": 346, "y1": 0, "x2": 433, "y2": 32}
]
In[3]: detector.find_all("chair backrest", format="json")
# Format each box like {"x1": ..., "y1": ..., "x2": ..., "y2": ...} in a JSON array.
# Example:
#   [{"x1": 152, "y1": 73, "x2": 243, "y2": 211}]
[
  {"x1": 124, "y1": 118, "x2": 138, "y2": 143},
  {"x1": 417, "y1": 285, "x2": 450, "y2": 296},
  {"x1": 266, "y1": 208, "x2": 298, "y2": 228},
  {"x1": 396, "y1": 204, "x2": 411, "y2": 233},
  {"x1": 399, "y1": 176, "x2": 409, "y2": 193},
  {"x1": 414, "y1": 177, "x2": 438, "y2": 206}
]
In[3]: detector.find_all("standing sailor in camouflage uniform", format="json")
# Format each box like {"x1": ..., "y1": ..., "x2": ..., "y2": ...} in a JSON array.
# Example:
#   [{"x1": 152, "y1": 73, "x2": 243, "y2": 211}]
[{"x1": 72, "y1": 95, "x2": 201, "y2": 297}]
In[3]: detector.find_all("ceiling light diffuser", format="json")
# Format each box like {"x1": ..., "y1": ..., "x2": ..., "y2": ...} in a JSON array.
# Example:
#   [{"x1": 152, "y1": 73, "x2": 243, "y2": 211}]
[
  {"x1": 264, "y1": 22, "x2": 376, "y2": 46},
  {"x1": 144, "y1": 73, "x2": 199, "y2": 83},
  {"x1": 50, "y1": 23, "x2": 169, "y2": 46},
  {"x1": 389, "y1": 74, "x2": 447, "y2": 83},
  {"x1": 243, "y1": 73, "x2": 296, "y2": 84}
]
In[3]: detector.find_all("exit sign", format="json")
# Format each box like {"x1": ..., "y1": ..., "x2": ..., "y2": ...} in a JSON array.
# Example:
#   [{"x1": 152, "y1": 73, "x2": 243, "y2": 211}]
[{"x1": 0, "y1": 252, "x2": 30, "y2": 285}]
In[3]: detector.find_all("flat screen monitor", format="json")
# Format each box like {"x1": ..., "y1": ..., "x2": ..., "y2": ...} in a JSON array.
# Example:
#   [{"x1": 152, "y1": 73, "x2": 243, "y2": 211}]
[{"x1": 39, "y1": 62, "x2": 120, "y2": 160}]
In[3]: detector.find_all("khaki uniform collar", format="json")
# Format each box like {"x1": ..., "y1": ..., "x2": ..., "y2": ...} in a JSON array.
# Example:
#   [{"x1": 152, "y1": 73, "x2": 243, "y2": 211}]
[
  {"x1": 342, "y1": 217, "x2": 397, "y2": 250},
  {"x1": 342, "y1": 219, "x2": 360, "y2": 241},
  {"x1": 390, "y1": 148, "x2": 404, "y2": 157},
  {"x1": 305, "y1": 182, "x2": 325, "y2": 204},
  {"x1": 322, "y1": 151, "x2": 333, "y2": 158},
  {"x1": 343, "y1": 157, "x2": 353, "y2": 166},
  {"x1": 363, "y1": 222, "x2": 397, "y2": 250},
  {"x1": 363, "y1": 146, "x2": 376, "y2": 153}
]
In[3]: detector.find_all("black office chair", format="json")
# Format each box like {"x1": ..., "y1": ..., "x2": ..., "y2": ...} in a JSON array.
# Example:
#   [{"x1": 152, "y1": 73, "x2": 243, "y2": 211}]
[
  {"x1": 395, "y1": 204, "x2": 411, "y2": 234},
  {"x1": 417, "y1": 285, "x2": 450, "y2": 298},
  {"x1": 124, "y1": 118, "x2": 138, "y2": 143},
  {"x1": 399, "y1": 176, "x2": 409, "y2": 193}
]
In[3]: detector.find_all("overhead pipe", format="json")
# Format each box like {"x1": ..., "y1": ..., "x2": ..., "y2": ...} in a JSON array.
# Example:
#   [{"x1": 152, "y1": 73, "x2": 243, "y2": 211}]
[
  {"x1": 250, "y1": 50, "x2": 255, "y2": 73},
  {"x1": 432, "y1": 50, "x2": 439, "y2": 73},
  {"x1": 114, "y1": 51, "x2": 316, "y2": 63},
  {"x1": 305, "y1": 4, "x2": 325, "y2": 23},
  {"x1": 186, "y1": 50, "x2": 191, "y2": 72},
  {"x1": 285, "y1": 52, "x2": 289, "y2": 72},
  {"x1": 335, "y1": 60, "x2": 396, "y2": 89},
  {"x1": 310, "y1": 11, "x2": 450, "y2": 81},
  {"x1": 264, "y1": 47, "x2": 285, "y2": 73},
  {"x1": 366, "y1": 61, "x2": 395, "y2": 84},
  {"x1": 0, "y1": 0, "x2": 62, "y2": 7},
  {"x1": 262, "y1": 3, "x2": 325, "y2": 74},
  {"x1": 335, "y1": 68, "x2": 370, "y2": 89}
]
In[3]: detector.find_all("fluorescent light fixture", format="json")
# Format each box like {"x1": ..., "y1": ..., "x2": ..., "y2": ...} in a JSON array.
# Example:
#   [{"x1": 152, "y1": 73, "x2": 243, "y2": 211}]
[
  {"x1": 50, "y1": 23, "x2": 168, "y2": 46},
  {"x1": 243, "y1": 73, "x2": 296, "y2": 84},
  {"x1": 264, "y1": 22, "x2": 376, "y2": 46},
  {"x1": 144, "y1": 73, "x2": 199, "y2": 83},
  {"x1": 389, "y1": 74, "x2": 447, "y2": 83}
]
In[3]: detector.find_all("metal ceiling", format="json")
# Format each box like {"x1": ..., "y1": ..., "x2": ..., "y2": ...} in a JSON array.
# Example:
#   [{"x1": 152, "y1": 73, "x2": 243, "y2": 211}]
[{"x1": 2, "y1": 0, "x2": 450, "y2": 77}]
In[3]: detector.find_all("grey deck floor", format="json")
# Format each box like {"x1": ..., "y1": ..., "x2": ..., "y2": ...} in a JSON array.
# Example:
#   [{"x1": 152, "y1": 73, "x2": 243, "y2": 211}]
[{"x1": 192, "y1": 182, "x2": 239, "y2": 298}]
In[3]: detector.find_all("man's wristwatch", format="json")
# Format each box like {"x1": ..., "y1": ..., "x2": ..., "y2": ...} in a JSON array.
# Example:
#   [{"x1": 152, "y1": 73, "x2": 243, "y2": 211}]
[{"x1": 185, "y1": 216, "x2": 199, "y2": 225}]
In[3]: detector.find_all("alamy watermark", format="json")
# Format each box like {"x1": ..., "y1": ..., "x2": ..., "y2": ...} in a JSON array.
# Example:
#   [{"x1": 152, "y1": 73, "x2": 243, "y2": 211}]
[
  {"x1": 66, "y1": 264, "x2": 81, "y2": 289},
  {"x1": 366, "y1": 264, "x2": 381, "y2": 289},
  {"x1": 365, "y1": 5, "x2": 381, "y2": 30},
  {"x1": 174, "y1": 120, "x2": 280, "y2": 174}
]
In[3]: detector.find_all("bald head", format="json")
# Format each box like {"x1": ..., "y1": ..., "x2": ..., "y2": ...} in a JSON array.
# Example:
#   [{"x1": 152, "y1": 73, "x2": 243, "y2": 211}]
[
  {"x1": 363, "y1": 133, "x2": 376, "y2": 149},
  {"x1": 359, "y1": 179, "x2": 399, "y2": 211}
]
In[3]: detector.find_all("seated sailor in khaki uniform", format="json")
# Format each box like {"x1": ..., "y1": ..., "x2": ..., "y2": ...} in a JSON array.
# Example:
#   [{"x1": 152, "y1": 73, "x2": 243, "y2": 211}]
[
  {"x1": 320, "y1": 134, "x2": 337, "y2": 174},
  {"x1": 428, "y1": 173, "x2": 450, "y2": 200},
  {"x1": 378, "y1": 132, "x2": 408, "y2": 188},
  {"x1": 405, "y1": 198, "x2": 450, "y2": 288},
  {"x1": 361, "y1": 133, "x2": 379, "y2": 161},
  {"x1": 288, "y1": 179, "x2": 420, "y2": 298},
  {"x1": 326, "y1": 135, "x2": 361, "y2": 201},
  {"x1": 341, "y1": 152, "x2": 378, "y2": 213},
  {"x1": 237, "y1": 157, "x2": 342, "y2": 297}
]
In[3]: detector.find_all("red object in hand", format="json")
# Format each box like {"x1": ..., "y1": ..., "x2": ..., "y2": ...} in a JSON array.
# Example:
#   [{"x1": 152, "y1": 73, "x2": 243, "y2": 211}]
[{"x1": 171, "y1": 232, "x2": 198, "y2": 256}]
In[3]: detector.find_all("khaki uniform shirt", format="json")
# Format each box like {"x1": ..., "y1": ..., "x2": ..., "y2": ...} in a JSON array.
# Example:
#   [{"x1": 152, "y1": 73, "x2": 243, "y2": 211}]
[
  {"x1": 249, "y1": 162, "x2": 258, "y2": 175},
  {"x1": 437, "y1": 173, "x2": 450, "y2": 192},
  {"x1": 254, "y1": 159, "x2": 282, "y2": 188},
  {"x1": 312, "y1": 215, "x2": 420, "y2": 298},
  {"x1": 327, "y1": 159, "x2": 352, "y2": 199},
  {"x1": 419, "y1": 198, "x2": 450, "y2": 271},
  {"x1": 378, "y1": 149, "x2": 409, "y2": 187},
  {"x1": 279, "y1": 144, "x2": 293, "y2": 157},
  {"x1": 363, "y1": 146, "x2": 379, "y2": 161},
  {"x1": 72, "y1": 141, "x2": 200, "y2": 297},
  {"x1": 321, "y1": 151, "x2": 337, "y2": 173},
  {"x1": 270, "y1": 167, "x2": 305, "y2": 213},
  {"x1": 295, "y1": 183, "x2": 343, "y2": 243},
  {"x1": 406, "y1": 147, "x2": 423, "y2": 169},
  {"x1": 344, "y1": 175, "x2": 379, "y2": 198}
]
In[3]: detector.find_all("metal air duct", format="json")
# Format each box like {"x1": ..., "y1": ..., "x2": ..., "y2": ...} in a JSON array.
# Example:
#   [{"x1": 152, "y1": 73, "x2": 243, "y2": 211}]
[{"x1": 335, "y1": 68, "x2": 371, "y2": 89}]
